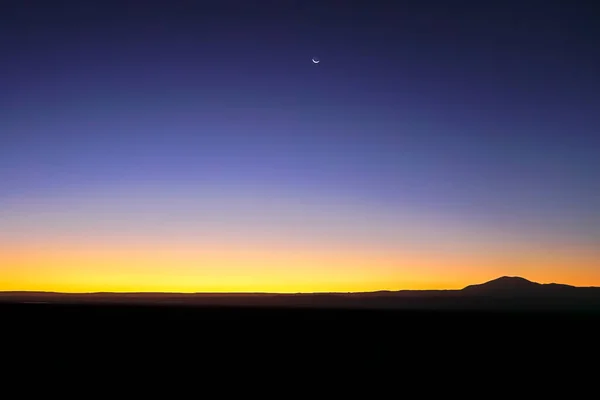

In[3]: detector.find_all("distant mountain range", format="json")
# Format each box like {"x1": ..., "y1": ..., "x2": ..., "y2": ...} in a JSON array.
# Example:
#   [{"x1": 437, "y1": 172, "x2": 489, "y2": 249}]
[
  {"x1": 2, "y1": 276, "x2": 600, "y2": 311},
  {"x1": 462, "y1": 276, "x2": 593, "y2": 294}
]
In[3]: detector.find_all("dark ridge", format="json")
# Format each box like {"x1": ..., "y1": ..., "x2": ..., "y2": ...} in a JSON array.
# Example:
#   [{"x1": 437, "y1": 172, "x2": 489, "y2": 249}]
[
  {"x1": 2, "y1": 276, "x2": 600, "y2": 311},
  {"x1": 462, "y1": 276, "x2": 541, "y2": 292},
  {"x1": 460, "y1": 276, "x2": 593, "y2": 299}
]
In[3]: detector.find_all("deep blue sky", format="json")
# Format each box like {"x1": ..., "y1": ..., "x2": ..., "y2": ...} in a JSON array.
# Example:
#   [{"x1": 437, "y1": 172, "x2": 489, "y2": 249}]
[{"x1": 1, "y1": 1, "x2": 599, "y2": 290}]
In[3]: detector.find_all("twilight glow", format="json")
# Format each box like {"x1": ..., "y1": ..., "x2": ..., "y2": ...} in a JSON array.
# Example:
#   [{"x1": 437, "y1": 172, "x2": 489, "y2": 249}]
[{"x1": 1, "y1": 1, "x2": 599, "y2": 292}]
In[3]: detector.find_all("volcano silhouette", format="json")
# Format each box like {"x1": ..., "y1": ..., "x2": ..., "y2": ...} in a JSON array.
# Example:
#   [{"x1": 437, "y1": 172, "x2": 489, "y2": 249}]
[{"x1": 461, "y1": 276, "x2": 577, "y2": 296}]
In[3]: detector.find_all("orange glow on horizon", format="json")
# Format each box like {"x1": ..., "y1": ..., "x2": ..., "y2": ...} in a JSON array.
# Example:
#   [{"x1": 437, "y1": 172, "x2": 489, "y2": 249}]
[
  {"x1": 2, "y1": 186, "x2": 599, "y2": 293},
  {"x1": 2, "y1": 238, "x2": 599, "y2": 293}
]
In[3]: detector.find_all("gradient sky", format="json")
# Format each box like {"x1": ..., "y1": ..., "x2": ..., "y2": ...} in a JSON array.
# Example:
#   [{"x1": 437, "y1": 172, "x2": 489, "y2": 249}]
[{"x1": 1, "y1": 0, "x2": 599, "y2": 292}]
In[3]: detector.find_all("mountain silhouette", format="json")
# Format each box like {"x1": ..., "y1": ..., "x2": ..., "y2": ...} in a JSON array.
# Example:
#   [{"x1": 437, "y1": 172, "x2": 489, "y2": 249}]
[
  {"x1": 463, "y1": 276, "x2": 541, "y2": 292},
  {"x1": 461, "y1": 276, "x2": 584, "y2": 298}
]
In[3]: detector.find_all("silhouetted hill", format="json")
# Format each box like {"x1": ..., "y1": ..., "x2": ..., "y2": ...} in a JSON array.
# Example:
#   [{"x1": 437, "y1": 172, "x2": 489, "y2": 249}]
[
  {"x1": 463, "y1": 276, "x2": 539, "y2": 290},
  {"x1": 462, "y1": 276, "x2": 542, "y2": 295},
  {"x1": 461, "y1": 276, "x2": 588, "y2": 297}
]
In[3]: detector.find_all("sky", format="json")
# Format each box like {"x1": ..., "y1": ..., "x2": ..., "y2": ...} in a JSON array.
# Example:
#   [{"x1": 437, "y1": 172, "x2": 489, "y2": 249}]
[{"x1": 1, "y1": 0, "x2": 599, "y2": 292}]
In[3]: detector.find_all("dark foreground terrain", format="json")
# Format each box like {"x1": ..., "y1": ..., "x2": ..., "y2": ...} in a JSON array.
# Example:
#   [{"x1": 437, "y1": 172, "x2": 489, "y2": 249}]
[
  {"x1": 4, "y1": 302, "x2": 599, "y2": 354},
  {"x1": 4, "y1": 277, "x2": 600, "y2": 384},
  {"x1": 3, "y1": 301, "x2": 598, "y2": 388}
]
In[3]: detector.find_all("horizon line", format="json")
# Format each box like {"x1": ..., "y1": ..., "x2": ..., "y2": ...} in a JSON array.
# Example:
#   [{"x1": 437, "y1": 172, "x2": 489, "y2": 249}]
[{"x1": 2, "y1": 276, "x2": 599, "y2": 295}]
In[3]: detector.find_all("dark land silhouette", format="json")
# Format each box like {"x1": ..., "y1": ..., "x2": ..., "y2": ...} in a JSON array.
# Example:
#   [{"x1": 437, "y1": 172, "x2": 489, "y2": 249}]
[
  {"x1": 3, "y1": 276, "x2": 600, "y2": 311},
  {"x1": 4, "y1": 276, "x2": 599, "y2": 371}
]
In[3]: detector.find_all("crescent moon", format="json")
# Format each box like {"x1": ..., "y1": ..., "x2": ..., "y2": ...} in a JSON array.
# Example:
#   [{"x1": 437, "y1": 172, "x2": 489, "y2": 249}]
[{"x1": 312, "y1": 58, "x2": 320, "y2": 64}]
